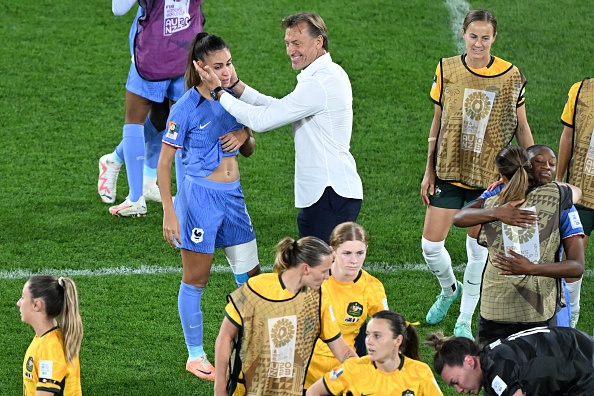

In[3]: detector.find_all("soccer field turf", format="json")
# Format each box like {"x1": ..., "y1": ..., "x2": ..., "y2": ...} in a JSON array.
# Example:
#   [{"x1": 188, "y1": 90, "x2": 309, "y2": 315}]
[{"x1": 1, "y1": 0, "x2": 593, "y2": 394}]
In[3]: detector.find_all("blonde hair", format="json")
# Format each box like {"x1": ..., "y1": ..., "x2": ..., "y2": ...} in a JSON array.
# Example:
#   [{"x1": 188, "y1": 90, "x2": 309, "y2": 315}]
[
  {"x1": 28, "y1": 276, "x2": 83, "y2": 363},
  {"x1": 329, "y1": 222, "x2": 368, "y2": 249},
  {"x1": 495, "y1": 145, "x2": 531, "y2": 205},
  {"x1": 281, "y1": 12, "x2": 329, "y2": 51},
  {"x1": 272, "y1": 236, "x2": 332, "y2": 274}
]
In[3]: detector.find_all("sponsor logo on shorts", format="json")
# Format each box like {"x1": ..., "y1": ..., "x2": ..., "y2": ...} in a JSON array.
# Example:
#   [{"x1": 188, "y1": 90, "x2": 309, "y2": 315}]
[{"x1": 191, "y1": 228, "x2": 204, "y2": 243}]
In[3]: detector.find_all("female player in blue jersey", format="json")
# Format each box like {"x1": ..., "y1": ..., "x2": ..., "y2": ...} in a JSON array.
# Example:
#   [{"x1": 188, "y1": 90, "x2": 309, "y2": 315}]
[
  {"x1": 157, "y1": 32, "x2": 260, "y2": 382},
  {"x1": 99, "y1": 0, "x2": 205, "y2": 216}
]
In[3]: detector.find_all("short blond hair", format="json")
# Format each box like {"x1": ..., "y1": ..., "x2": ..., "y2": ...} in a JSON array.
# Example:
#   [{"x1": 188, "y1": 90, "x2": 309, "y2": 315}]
[{"x1": 281, "y1": 12, "x2": 328, "y2": 51}]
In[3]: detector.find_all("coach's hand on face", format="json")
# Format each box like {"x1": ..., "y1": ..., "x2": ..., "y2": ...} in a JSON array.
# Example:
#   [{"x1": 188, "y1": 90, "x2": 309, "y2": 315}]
[{"x1": 195, "y1": 61, "x2": 221, "y2": 92}]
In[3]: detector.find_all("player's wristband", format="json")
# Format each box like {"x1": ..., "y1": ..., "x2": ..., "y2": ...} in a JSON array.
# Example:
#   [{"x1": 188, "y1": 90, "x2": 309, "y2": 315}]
[{"x1": 229, "y1": 79, "x2": 240, "y2": 90}]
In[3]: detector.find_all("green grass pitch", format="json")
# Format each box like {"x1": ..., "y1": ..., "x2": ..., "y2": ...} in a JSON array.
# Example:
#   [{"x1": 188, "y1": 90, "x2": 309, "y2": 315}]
[{"x1": 1, "y1": 0, "x2": 593, "y2": 394}]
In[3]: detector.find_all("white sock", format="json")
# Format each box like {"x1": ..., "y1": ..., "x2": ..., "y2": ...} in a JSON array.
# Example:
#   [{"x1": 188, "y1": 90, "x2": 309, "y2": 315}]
[
  {"x1": 143, "y1": 175, "x2": 157, "y2": 188},
  {"x1": 566, "y1": 278, "x2": 582, "y2": 317},
  {"x1": 422, "y1": 237, "x2": 456, "y2": 296},
  {"x1": 459, "y1": 235, "x2": 488, "y2": 322}
]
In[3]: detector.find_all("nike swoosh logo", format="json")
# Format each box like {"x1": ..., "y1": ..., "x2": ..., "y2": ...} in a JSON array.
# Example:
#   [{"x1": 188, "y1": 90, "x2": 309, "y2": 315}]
[
  {"x1": 199, "y1": 121, "x2": 211, "y2": 129},
  {"x1": 190, "y1": 325, "x2": 200, "y2": 329},
  {"x1": 467, "y1": 281, "x2": 481, "y2": 285}
]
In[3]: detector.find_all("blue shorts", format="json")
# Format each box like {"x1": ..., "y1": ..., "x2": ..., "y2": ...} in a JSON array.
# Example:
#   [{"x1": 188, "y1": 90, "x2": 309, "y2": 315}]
[
  {"x1": 125, "y1": 63, "x2": 186, "y2": 103},
  {"x1": 175, "y1": 176, "x2": 256, "y2": 253}
]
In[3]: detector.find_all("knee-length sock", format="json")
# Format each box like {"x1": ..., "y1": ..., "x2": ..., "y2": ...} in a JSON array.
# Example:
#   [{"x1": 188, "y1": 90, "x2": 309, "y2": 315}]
[
  {"x1": 422, "y1": 237, "x2": 457, "y2": 295},
  {"x1": 122, "y1": 124, "x2": 145, "y2": 202},
  {"x1": 143, "y1": 116, "x2": 163, "y2": 177},
  {"x1": 178, "y1": 281, "x2": 205, "y2": 359},
  {"x1": 459, "y1": 235, "x2": 488, "y2": 322}
]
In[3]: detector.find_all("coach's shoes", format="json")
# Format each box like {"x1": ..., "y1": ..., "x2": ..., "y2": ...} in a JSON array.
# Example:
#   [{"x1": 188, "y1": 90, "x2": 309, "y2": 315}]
[
  {"x1": 143, "y1": 183, "x2": 162, "y2": 203},
  {"x1": 109, "y1": 196, "x2": 147, "y2": 217},
  {"x1": 426, "y1": 281, "x2": 462, "y2": 325},
  {"x1": 186, "y1": 354, "x2": 215, "y2": 381},
  {"x1": 98, "y1": 154, "x2": 121, "y2": 204},
  {"x1": 454, "y1": 321, "x2": 473, "y2": 339}
]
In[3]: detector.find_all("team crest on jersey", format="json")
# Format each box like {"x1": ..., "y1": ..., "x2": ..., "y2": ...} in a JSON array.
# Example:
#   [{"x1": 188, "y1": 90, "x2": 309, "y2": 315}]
[
  {"x1": 347, "y1": 302, "x2": 363, "y2": 317},
  {"x1": 166, "y1": 121, "x2": 179, "y2": 140},
  {"x1": 402, "y1": 390, "x2": 415, "y2": 396},
  {"x1": 26, "y1": 356, "x2": 33, "y2": 372},
  {"x1": 191, "y1": 228, "x2": 204, "y2": 243}
]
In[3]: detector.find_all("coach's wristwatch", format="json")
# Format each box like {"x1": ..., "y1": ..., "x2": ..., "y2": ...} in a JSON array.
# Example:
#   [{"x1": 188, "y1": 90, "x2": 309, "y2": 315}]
[{"x1": 210, "y1": 86, "x2": 224, "y2": 101}]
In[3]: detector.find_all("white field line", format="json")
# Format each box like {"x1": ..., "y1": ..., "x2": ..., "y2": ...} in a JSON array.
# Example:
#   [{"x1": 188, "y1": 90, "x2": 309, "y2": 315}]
[
  {"x1": 1, "y1": 262, "x2": 592, "y2": 280},
  {"x1": 445, "y1": 0, "x2": 471, "y2": 54}
]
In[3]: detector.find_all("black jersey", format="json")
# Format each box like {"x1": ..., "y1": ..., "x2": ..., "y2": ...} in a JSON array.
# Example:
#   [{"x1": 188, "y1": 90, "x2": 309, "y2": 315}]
[{"x1": 480, "y1": 327, "x2": 594, "y2": 395}]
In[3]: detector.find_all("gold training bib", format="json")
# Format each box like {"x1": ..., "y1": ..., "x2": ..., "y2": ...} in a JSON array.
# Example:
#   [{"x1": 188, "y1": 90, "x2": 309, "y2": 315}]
[
  {"x1": 566, "y1": 78, "x2": 594, "y2": 209},
  {"x1": 435, "y1": 56, "x2": 525, "y2": 188},
  {"x1": 479, "y1": 183, "x2": 562, "y2": 322}
]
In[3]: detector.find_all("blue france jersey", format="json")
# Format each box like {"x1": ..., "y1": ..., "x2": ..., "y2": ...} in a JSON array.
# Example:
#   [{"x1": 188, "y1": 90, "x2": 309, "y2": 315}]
[
  {"x1": 163, "y1": 88, "x2": 243, "y2": 177},
  {"x1": 129, "y1": 7, "x2": 143, "y2": 57}
]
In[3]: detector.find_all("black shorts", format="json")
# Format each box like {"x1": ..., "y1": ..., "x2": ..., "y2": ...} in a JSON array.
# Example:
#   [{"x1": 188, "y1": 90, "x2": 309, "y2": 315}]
[
  {"x1": 429, "y1": 178, "x2": 483, "y2": 209},
  {"x1": 477, "y1": 316, "x2": 549, "y2": 345}
]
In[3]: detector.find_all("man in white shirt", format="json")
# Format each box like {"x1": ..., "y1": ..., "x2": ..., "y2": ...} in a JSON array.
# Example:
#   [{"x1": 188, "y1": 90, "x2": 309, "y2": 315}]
[{"x1": 198, "y1": 12, "x2": 363, "y2": 243}]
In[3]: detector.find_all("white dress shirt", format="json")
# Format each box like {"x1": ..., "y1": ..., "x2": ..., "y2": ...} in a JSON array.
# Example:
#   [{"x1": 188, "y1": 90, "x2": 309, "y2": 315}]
[{"x1": 220, "y1": 53, "x2": 363, "y2": 208}]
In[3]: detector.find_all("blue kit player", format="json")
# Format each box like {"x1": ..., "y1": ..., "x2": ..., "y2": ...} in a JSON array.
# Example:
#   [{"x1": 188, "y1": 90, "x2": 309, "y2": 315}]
[{"x1": 157, "y1": 32, "x2": 261, "y2": 382}]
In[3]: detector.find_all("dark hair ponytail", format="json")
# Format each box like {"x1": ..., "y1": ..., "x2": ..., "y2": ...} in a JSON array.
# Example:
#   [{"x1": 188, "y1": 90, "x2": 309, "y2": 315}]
[
  {"x1": 371, "y1": 310, "x2": 420, "y2": 360},
  {"x1": 184, "y1": 32, "x2": 229, "y2": 89},
  {"x1": 426, "y1": 332, "x2": 481, "y2": 375}
]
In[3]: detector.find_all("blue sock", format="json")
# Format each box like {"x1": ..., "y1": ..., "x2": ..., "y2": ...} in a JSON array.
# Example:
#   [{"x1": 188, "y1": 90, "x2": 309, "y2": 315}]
[
  {"x1": 234, "y1": 272, "x2": 249, "y2": 286},
  {"x1": 178, "y1": 281, "x2": 205, "y2": 359},
  {"x1": 175, "y1": 149, "x2": 186, "y2": 194},
  {"x1": 144, "y1": 166, "x2": 157, "y2": 179},
  {"x1": 144, "y1": 117, "x2": 163, "y2": 172},
  {"x1": 122, "y1": 124, "x2": 145, "y2": 202},
  {"x1": 113, "y1": 141, "x2": 124, "y2": 164}
]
